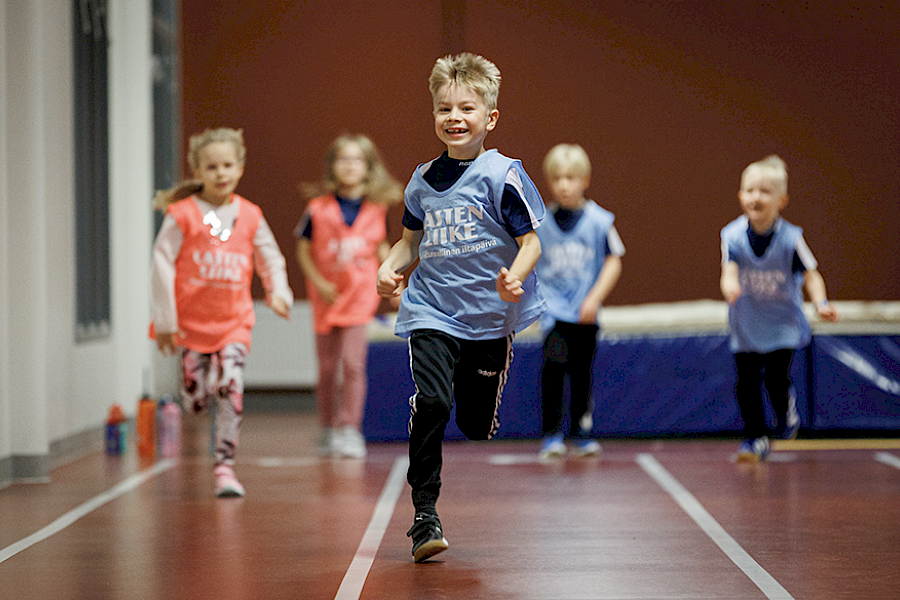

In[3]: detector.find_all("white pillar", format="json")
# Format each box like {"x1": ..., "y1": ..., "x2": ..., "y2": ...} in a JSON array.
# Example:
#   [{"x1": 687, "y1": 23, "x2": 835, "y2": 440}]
[
  {"x1": 0, "y1": 0, "x2": 11, "y2": 477},
  {"x1": 3, "y1": 0, "x2": 52, "y2": 479},
  {"x1": 108, "y1": 0, "x2": 158, "y2": 411}
]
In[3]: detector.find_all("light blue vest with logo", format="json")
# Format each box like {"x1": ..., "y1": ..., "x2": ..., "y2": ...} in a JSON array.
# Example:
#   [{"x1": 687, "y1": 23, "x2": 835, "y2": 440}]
[
  {"x1": 535, "y1": 202, "x2": 615, "y2": 332},
  {"x1": 395, "y1": 150, "x2": 546, "y2": 340},
  {"x1": 721, "y1": 216, "x2": 810, "y2": 353}
]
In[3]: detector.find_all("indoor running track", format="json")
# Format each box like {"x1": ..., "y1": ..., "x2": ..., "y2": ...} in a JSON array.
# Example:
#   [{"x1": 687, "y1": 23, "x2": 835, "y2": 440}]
[{"x1": 1, "y1": 411, "x2": 899, "y2": 599}]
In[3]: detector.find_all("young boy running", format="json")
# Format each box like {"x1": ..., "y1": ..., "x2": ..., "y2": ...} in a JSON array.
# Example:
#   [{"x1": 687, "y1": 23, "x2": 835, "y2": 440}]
[
  {"x1": 535, "y1": 144, "x2": 624, "y2": 459},
  {"x1": 720, "y1": 154, "x2": 838, "y2": 462},
  {"x1": 377, "y1": 52, "x2": 546, "y2": 562}
]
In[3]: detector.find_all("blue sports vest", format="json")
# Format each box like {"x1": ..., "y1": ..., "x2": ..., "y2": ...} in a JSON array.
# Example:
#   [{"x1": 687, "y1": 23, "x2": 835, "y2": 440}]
[
  {"x1": 721, "y1": 216, "x2": 810, "y2": 353},
  {"x1": 395, "y1": 150, "x2": 546, "y2": 340},
  {"x1": 535, "y1": 202, "x2": 615, "y2": 332}
]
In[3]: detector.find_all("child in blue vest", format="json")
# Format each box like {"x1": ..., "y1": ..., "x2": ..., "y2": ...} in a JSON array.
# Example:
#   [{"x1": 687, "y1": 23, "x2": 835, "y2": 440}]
[
  {"x1": 720, "y1": 155, "x2": 838, "y2": 462},
  {"x1": 535, "y1": 144, "x2": 624, "y2": 459},
  {"x1": 377, "y1": 52, "x2": 545, "y2": 562}
]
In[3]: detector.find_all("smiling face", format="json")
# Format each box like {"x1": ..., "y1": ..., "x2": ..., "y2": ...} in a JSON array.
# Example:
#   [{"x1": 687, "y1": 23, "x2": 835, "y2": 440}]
[
  {"x1": 738, "y1": 166, "x2": 788, "y2": 233},
  {"x1": 433, "y1": 83, "x2": 499, "y2": 160},
  {"x1": 193, "y1": 141, "x2": 244, "y2": 206}
]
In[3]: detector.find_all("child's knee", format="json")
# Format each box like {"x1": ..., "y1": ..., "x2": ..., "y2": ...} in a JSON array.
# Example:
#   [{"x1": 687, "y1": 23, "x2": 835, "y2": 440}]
[{"x1": 411, "y1": 395, "x2": 451, "y2": 422}]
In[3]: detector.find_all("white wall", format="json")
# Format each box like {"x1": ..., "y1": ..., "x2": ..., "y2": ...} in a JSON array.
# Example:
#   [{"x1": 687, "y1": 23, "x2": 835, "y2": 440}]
[
  {"x1": 3, "y1": 0, "x2": 57, "y2": 474},
  {"x1": 0, "y1": 0, "x2": 160, "y2": 484},
  {"x1": 243, "y1": 301, "x2": 317, "y2": 388},
  {"x1": 0, "y1": 0, "x2": 10, "y2": 467}
]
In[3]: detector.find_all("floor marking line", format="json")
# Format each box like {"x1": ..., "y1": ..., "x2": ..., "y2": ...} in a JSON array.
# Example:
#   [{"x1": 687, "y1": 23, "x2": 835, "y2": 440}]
[
  {"x1": 636, "y1": 453, "x2": 796, "y2": 600},
  {"x1": 256, "y1": 457, "x2": 320, "y2": 468},
  {"x1": 0, "y1": 459, "x2": 177, "y2": 564},
  {"x1": 875, "y1": 452, "x2": 900, "y2": 470},
  {"x1": 773, "y1": 438, "x2": 900, "y2": 451},
  {"x1": 335, "y1": 454, "x2": 408, "y2": 600}
]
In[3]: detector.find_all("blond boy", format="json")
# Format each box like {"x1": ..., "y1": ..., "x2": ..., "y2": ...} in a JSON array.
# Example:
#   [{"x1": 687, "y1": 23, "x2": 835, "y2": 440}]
[{"x1": 377, "y1": 53, "x2": 546, "y2": 562}]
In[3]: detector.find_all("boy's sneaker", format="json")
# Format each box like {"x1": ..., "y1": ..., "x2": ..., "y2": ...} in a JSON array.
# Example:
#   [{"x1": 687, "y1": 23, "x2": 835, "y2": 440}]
[
  {"x1": 571, "y1": 438, "x2": 602, "y2": 457},
  {"x1": 337, "y1": 426, "x2": 366, "y2": 459},
  {"x1": 736, "y1": 437, "x2": 770, "y2": 463},
  {"x1": 407, "y1": 513, "x2": 448, "y2": 562},
  {"x1": 776, "y1": 393, "x2": 800, "y2": 440},
  {"x1": 214, "y1": 464, "x2": 245, "y2": 497},
  {"x1": 539, "y1": 433, "x2": 566, "y2": 459},
  {"x1": 776, "y1": 419, "x2": 800, "y2": 441}
]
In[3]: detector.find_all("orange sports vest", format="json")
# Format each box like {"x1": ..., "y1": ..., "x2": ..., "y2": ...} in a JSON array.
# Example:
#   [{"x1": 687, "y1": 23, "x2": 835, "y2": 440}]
[
  {"x1": 168, "y1": 195, "x2": 262, "y2": 353},
  {"x1": 306, "y1": 195, "x2": 387, "y2": 334}
]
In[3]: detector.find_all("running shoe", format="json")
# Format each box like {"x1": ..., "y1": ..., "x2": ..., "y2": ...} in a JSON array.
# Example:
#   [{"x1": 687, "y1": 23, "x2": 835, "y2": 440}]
[
  {"x1": 214, "y1": 464, "x2": 245, "y2": 497},
  {"x1": 571, "y1": 438, "x2": 602, "y2": 457},
  {"x1": 776, "y1": 391, "x2": 800, "y2": 440},
  {"x1": 407, "y1": 513, "x2": 449, "y2": 562},
  {"x1": 736, "y1": 437, "x2": 770, "y2": 463},
  {"x1": 337, "y1": 426, "x2": 367, "y2": 459},
  {"x1": 539, "y1": 433, "x2": 566, "y2": 459},
  {"x1": 776, "y1": 420, "x2": 800, "y2": 441}
]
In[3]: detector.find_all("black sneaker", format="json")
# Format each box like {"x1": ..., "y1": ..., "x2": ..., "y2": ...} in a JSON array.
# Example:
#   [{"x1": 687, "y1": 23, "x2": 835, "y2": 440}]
[{"x1": 407, "y1": 513, "x2": 449, "y2": 562}]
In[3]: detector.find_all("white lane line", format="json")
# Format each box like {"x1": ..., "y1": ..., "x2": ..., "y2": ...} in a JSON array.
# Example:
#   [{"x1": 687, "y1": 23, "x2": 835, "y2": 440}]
[
  {"x1": 636, "y1": 453, "x2": 796, "y2": 600},
  {"x1": 334, "y1": 454, "x2": 408, "y2": 600},
  {"x1": 0, "y1": 458, "x2": 177, "y2": 564},
  {"x1": 256, "y1": 457, "x2": 320, "y2": 468},
  {"x1": 875, "y1": 452, "x2": 900, "y2": 470},
  {"x1": 488, "y1": 453, "x2": 542, "y2": 465}
]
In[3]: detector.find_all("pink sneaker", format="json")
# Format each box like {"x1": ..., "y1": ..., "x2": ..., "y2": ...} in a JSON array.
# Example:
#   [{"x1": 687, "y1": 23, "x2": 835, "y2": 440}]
[{"x1": 214, "y1": 464, "x2": 245, "y2": 498}]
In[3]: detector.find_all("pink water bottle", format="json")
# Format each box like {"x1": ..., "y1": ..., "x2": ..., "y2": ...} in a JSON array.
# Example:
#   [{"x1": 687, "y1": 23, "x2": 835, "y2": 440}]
[{"x1": 157, "y1": 396, "x2": 182, "y2": 458}]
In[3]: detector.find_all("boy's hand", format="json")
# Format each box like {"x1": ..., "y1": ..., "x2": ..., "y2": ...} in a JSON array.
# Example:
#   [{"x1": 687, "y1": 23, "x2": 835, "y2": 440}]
[
  {"x1": 271, "y1": 296, "x2": 291, "y2": 320},
  {"x1": 817, "y1": 303, "x2": 839, "y2": 323},
  {"x1": 722, "y1": 282, "x2": 742, "y2": 305},
  {"x1": 377, "y1": 266, "x2": 405, "y2": 298},
  {"x1": 156, "y1": 331, "x2": 182, "y2": 356},
  {"x1": 387, "y1": 281, "x2": 404, "y2": 309},
  {"x1": 497, "y1": 267, "x2": 524, "y2": 303},
  {"x1": 578, "y1": 297, "x2": 601, "y2": 324}
]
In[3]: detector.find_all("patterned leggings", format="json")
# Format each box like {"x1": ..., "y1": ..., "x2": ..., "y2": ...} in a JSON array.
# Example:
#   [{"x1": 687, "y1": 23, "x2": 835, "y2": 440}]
[{"x1": 181, "y1": 343, "x2": 247, "y2": 466}]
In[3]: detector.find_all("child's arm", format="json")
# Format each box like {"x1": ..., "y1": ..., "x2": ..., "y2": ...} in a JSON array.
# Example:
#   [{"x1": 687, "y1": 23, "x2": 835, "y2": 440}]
[
  {"x1": 296, "y1": 238, "x2": 338, "y2": 305},
  {"x1": 497, "y1": 230, "x2": 542, "y2": 303},
  {"x1": 578, "y1": 255, "x2": 623, "y2": 323},
  {"x1": 253, "y1": 217, "x2": 293, "y2": 320},
  {"x1": 377, "y1": 227, "x2": 423, "y2": 298},
  {"x1": 377, "y1": 240, "x2": 391, "y2": 263},
  {"x1": 804, "y1": 269, "x2": 839, "y2": 322},
  {"x1": 376, "y1": 240, "x2": 402, "y2": 309},
  {"x1": 720, "y1": 261, "x2": 742, "y2": 304},
  {"x1": 151, "y1": 215, "x2": 183, "y2": 356}
]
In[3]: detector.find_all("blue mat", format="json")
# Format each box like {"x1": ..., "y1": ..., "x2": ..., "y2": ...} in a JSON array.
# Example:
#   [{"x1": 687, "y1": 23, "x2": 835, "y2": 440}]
[{"x1": 362, "y1": 334, "x2": 899, "y2": 441}]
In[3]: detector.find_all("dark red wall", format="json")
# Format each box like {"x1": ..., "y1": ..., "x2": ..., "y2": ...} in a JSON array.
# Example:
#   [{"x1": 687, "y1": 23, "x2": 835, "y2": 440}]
[{"x1": 181, "y1": 1, "x2": 900, "y2": 305}]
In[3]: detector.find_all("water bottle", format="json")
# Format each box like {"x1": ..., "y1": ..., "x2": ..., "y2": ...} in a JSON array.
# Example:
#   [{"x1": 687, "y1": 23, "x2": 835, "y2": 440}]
[
  {"x1": 105, "y1": 404, "x2": 127, "y2": 455},
  {"x1": 157, "y1": 395, "x2": 182, "y2": 458},
  {"x1": 136, "y1": 395, "x2": 157, "y2": 458}
]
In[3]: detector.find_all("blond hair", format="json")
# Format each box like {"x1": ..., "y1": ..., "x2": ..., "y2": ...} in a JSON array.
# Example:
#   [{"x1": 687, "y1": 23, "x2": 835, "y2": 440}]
[
  {"x1": 429, "y1": 52, "x2": 501, "y2": 112},
  {"x1": 152, "y1": 128, "x2": 247, "y2": 210},
  {"x1": 543, "y1": 144, "x2": 592, "y2": 180},
  {"x1": 741, "y1": 154, "x2": 788, "y2": 194},
  {"x1": 299, "y1": 134, "x2": 403, "y2": 205}
]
